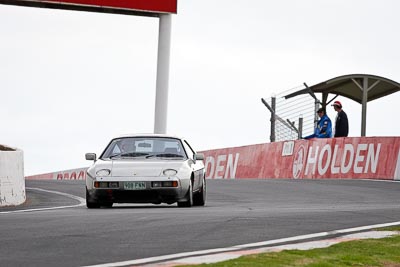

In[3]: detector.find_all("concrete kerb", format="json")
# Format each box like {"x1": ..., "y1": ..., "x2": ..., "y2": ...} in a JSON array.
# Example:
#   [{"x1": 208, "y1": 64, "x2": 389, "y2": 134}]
[
  {"x1": 149, "y1": 230, "x2": 400, "y2": 267},
  {"x1": 0, "y1": 144, "x2": 26, "y2": 207},
  {"x1": 81, "y1": 221, "x2": 400, "y2": 267}
]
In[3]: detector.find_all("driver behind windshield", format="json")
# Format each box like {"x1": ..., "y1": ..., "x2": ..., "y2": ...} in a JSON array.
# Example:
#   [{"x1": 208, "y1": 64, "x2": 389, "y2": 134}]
[{"x1": 119, "y1": 140, "x2": 135, "y2": 154}]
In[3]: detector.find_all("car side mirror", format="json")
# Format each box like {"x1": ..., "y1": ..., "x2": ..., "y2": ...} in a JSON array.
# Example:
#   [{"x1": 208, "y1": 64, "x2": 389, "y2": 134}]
[
  {"x1": 194, "y1": 153, "x2": 204, "y2": 161},
  {"x1": 85, "y1": 153, "x2": 96, "y2": 161}
]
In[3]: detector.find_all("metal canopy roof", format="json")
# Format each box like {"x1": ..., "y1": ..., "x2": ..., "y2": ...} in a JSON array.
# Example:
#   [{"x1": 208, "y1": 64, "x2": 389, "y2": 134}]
[
  {"x1": 307, "y1": 74, "x2": 400, "y2": 104},
  {"x1": 285, "y1": 74, "x2": 400, "y2": 136}
]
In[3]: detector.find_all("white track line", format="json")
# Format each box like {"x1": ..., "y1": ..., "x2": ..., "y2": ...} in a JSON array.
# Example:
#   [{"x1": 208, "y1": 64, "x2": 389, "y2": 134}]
[
  {"x1": 0, "y1": 187, "x2": 85, "y2": 214},
  {"x1": 82, "y1": 221, "x2": 400, "y2": 267}
]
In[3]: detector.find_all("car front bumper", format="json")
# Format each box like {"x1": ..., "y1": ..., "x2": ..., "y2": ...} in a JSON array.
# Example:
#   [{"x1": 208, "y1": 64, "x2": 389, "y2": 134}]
[{"x1": 86, "y1": 177, "x2": 189, "y2": 204}]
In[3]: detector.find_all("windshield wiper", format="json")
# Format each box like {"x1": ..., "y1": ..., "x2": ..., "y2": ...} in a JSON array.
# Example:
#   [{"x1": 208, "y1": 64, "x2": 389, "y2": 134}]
[
  {"x1": 151, "y1": 153, "x2": 184, "y2": 158},
  {"x1": 109, "y1": 153, "x2": 122, "y2": 159},
  {"x1": 110, "y1": 152, "x2": 149, "y2": 159}
]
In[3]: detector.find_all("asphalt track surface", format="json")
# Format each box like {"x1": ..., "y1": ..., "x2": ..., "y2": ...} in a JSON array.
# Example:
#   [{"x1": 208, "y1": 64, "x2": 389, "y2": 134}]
[{"x1": 1, "y1": 179, "x2": 400, "y2": 267}]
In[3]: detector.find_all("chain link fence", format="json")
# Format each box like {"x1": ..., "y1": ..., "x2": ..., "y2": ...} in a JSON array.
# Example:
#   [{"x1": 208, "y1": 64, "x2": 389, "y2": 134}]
[{"x1": 262, "y1": 85, "x2": 319, "y2": 142}]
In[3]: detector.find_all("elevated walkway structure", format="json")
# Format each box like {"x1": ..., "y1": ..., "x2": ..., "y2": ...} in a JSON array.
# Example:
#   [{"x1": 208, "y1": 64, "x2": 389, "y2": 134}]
[{"x1": 285, "y1": 74, "x2": 400, "y2": 136}]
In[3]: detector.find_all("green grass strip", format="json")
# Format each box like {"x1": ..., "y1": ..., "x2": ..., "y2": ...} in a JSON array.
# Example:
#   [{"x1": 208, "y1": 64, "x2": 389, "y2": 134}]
[{"x1": 181, "y1": 229, "x2": 400, "y2": 267}]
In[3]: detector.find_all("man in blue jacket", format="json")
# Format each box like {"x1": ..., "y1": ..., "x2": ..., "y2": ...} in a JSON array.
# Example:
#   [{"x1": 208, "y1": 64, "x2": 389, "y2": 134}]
[{"x1": 303, "y1": 108, "x2": 332, "y2": 139}]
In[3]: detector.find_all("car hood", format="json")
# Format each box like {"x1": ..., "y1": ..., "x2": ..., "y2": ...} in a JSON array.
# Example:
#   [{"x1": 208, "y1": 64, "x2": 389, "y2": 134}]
[{"x1": 94, "y1": 159, "x2": 186, "y2": 177}]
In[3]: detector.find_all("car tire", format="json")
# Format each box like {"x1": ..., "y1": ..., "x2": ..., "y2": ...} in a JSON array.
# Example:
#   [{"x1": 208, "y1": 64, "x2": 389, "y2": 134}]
[
  {"x1": 193, "y1": 177, "x2": 206, "y2": 206},
  {"x1": 86, "y1": 188, "x2": 100, "y2": 209},
  {"x1": 178, "y1": 181, "x2": 193, "y2": 208},
  {"x1": 101, "y1": 202, "x2": 113, "y2": 208}
]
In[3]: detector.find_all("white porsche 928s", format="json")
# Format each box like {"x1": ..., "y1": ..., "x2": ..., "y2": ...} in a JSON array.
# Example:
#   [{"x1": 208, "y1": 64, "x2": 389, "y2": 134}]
[{"x1": 85, "y1": 134, "x2": 206, "y2": 208}]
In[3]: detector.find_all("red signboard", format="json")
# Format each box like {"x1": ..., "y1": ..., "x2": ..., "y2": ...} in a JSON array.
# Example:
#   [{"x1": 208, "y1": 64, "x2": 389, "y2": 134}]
[
  {"x1": 26, "y1": 167, "x2": 87, "y2": 180},
  {"x1": 0, "y1": 0, "x2": 177, "y2": 15},
  {"x1": 26, "y1": 137, "x2": 400, "y2": 181},
  {"x1": 201, "y1": 137, "x2": 400, "y2": 180}
]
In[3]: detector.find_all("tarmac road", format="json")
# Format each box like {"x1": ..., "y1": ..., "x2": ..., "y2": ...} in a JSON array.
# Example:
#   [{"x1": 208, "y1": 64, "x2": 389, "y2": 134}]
[{"x1": 1, "y1": 179, "x2": 400, "y2": 266}]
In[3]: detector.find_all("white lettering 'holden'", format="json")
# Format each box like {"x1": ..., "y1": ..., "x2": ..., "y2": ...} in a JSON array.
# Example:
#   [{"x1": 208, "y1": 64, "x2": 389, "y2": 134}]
[
  {"x1": 303, "y1": 143, "x2": 381, "y2": 176},
  {"x1": 205, "y1": 153, "x2": 240, "y2": 179}
]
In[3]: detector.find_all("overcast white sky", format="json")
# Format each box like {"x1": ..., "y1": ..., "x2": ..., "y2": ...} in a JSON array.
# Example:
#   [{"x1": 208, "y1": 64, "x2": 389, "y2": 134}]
[{"x1": 1, "y1": 0, "x2": 399, "y2": 175}]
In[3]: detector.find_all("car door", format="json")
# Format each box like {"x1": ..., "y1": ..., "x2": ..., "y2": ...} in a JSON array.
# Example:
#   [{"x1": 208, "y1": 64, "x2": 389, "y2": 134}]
[{"x1": 183, "y1": 140, "x2": 204, "y2": 191}]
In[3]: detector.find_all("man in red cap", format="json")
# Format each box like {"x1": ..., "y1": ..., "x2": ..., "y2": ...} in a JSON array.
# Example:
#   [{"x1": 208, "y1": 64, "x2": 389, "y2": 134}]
[{"x1": 331, "y1": 100, "x2": 349, "y2": 137}]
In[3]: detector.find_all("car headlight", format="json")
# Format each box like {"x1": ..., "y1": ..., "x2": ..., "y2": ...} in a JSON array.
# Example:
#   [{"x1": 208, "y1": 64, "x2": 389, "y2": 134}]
[
  {"x1": 96, "y1": 169, "x2": 111, "y2": 176},
  {"x1": 163, "y1": 169, "x2": 177, "y2": 177}
]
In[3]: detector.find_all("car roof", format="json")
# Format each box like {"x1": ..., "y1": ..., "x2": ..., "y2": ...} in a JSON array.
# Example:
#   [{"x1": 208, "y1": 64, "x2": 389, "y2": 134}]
[{"x1": 114, "y1": 133, "x2": 184, "y2": 140}]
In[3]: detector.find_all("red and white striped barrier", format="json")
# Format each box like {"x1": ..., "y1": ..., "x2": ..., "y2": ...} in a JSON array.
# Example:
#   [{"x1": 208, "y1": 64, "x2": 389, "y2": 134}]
[
  {"x1": 25, "y1": 137, "x2": 400, "y2": 181},
  {"x1": 26, "y1": 167, "x2": 87, "y2": 180},
  {"x1": 201, "y1": 137, "x2": 400, "y2": 180}
]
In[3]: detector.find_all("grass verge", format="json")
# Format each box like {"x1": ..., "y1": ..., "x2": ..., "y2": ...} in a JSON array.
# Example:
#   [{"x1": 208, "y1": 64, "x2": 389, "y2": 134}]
[{"x1": 181, "y1": 227, "x2": 400, "y2": 267}]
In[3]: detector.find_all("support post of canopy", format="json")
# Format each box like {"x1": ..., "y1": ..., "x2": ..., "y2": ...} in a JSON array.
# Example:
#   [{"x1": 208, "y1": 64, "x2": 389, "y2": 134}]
[
  {"x1": 154, "y1": 14, "x2": 172, "y2": 134},
  {"x1": 361, "y1": 77, "x2": 368, "y2": 136}
]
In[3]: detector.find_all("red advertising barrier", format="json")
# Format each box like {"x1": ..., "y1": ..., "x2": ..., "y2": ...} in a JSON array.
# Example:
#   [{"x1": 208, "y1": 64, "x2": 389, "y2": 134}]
[
  {"x1": 26, "y1": 137, "x2": 400, "y2": 181},
  {"x1": 1, "y1": 0, "x2": 178, "y2": 14},
  {"x1": 26, "y1": 167, "x2": 87, "y2": 180},
  {"x1": 201, "y1": 137, "x2": 400, "y2": 180},
  {"x1": 57, "y1": 0, "x2": 178, "y2": 13}
]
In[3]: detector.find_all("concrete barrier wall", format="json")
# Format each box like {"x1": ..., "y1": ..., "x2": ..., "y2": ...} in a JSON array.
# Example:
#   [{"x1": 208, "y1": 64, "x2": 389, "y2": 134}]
[
  {"x1": 25, "y1": 137, "x2": 400, "y2": 181},
  {"x1": 0, "y1": 145, "x2": 26, "y2": 207},
  {"x1": 26, "y1": 167, "x2": 88, "y2": 180},
  {"x1": 201, "y1": 137, "x2": 400, "y2": 180}
]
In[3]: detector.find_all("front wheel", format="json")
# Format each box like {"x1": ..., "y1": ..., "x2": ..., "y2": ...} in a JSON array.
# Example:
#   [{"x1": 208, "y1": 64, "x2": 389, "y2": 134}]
[
  {"x1": 86, "y1": 188, "x2": 100, "y2": 209},
  {"x1": 101, "y1": 202, "x2": 113, "y2": 208},
  {"x1": 193, "y1": 177, "x2": 206, "y2": 206},
  {"x1": 178, "y1": 181, "x2": 193, "y2": 208}
]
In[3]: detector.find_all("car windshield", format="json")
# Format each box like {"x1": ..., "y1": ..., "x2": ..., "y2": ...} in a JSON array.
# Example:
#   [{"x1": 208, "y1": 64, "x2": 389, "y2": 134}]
[{"x1": 101, "y1": 137, "x2": 187, "y2": 160}]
